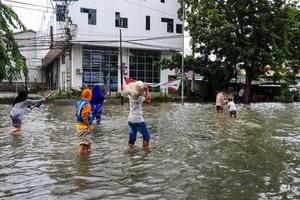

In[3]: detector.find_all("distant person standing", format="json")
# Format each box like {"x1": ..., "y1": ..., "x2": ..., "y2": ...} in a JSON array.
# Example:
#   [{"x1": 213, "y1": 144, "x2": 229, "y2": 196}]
[
  {"x1": 238, "y1": 88, "x2": 245, "y2": 103},
  {"x1": 227, "y1": 98, "x2": 237, "y2": 118},
  {"x1": 91, "y1": 85, "x2": 105, "y2": 127},
  {"x1": 216, "y1": 91, "x2": 225, "y2": 113}
]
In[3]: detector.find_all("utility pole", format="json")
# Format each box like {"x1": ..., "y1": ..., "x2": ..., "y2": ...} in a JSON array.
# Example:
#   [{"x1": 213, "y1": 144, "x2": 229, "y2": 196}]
[
  {"x1": 120, "y1": 29, "x2": 124, "y2": 105},
  {"x1": 181, "y1": 1, "x2": 185, "y2": 106},
  {"x1": 64, "y1": 2, "x2": 72, "y2": 91}
]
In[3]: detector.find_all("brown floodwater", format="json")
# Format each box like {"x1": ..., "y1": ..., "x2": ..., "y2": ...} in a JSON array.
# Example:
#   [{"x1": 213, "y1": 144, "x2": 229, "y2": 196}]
[{"x1": 0, "y1": 102, "x2": 300, "y2": 199}]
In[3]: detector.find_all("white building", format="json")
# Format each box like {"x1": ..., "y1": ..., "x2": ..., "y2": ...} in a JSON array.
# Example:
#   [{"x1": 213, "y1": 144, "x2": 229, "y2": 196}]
[
  {"x1": 0, "y1": 30, "x2": 44, "y2": 91},
  {"x1": 43, "y1": 0, "x2": 183, "y2": 93}
]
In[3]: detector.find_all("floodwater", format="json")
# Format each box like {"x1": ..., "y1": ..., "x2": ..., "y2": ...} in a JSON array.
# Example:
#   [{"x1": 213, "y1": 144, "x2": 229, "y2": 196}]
[{"x1": 0, "y1": 102, "x2": 300, "y2": 200}]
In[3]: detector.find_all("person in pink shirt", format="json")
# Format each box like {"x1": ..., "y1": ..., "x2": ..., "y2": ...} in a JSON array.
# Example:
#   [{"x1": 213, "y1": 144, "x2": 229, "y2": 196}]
[{"x1": 215, "y1": 91, "x2": 225, "y2": 113}]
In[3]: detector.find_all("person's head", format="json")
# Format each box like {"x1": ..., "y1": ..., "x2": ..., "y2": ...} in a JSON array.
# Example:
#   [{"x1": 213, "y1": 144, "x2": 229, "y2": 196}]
[
  {"x1": 81, "y1": 89, "x2": 92, "y2": 101},
  {"x1": 13, "y1": 89, "x2": 28, "y2": 106},
  {"x1": 128, "y1": 81, "x2": 144, "y2": 97},
  {"x1": 228, "y1": 98, "x2": 233, "y2": 102},
  {"x1": 93, "y1": 85, "x2": 101, "y2": 93}
]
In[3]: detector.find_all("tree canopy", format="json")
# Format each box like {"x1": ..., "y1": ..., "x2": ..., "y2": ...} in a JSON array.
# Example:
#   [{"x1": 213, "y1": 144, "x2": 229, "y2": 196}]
[
  {"x1": 0, "y1": 0, "x2": 27, "y2": 82},
  {"x1": 178, "y1": 0, "x2": 300, "y2": 103}
]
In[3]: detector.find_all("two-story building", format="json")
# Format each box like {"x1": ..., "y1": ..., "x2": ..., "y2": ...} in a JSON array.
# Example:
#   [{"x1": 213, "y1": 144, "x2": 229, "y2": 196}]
[{"x1": 43, "y1": 0, "x2": 183, "y2": 93}]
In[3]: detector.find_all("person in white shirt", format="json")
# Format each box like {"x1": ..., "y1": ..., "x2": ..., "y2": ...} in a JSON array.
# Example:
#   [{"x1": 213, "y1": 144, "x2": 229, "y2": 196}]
[
  {"x1": 227, "y1": 98, "x2": 237, "y2": 118},
  {"x1": 126, "y1": 81, "x2": 151, "y2": 149}
]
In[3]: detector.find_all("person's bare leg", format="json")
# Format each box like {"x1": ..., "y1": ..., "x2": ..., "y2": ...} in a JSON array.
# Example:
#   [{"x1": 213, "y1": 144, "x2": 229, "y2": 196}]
[
  {"x1": 143, "y1": 140, "x2": 149, "y2": 149},
  {"x1": 77, "y1": 144, "x2": 86, "y2": 156},
  {"x1": 87, "y1": 143, "x2": 91, "y2": 152},
  {"x1": 128, "y1": 143, "x2": 134, "y2": 149},
  {"x1": 11, "y1": 127, "x2": 21, "y2": 133}
]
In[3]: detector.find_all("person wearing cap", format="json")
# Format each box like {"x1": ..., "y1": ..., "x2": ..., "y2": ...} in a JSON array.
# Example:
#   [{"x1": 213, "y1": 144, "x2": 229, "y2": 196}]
[
  {"x1": 75, "y1": 88, "x2": 93, "y2": 155},
  {"x1": 126, "y1": 81, "x2": 151, "y2": 149}
]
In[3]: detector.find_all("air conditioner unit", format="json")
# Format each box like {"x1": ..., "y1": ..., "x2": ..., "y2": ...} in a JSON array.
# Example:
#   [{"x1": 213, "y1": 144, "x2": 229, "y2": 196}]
[{"x1": 76, "y1": 68, "x2": 83, "y2": 74}]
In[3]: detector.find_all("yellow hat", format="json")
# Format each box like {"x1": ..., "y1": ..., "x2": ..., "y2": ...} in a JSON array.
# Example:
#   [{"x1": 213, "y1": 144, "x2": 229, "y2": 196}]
[{"x1": 81, "y1": 89, "x2": 92, "y2": 101}]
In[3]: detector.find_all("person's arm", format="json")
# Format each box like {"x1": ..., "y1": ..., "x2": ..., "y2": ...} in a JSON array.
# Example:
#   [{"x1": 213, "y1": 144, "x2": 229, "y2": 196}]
[
  {"x1": 26, "y1": 98, "x2": 47, "y2": 108},
  {"x1": 144, "y1": 84, "x2": 151, "y2": 104},
  {"x1": 81, "y1": 104, "x2": 91, "y2": 130}
]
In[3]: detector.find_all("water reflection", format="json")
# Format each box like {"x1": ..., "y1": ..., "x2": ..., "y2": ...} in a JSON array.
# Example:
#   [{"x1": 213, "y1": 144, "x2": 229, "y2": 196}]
[
  {"x1": 75, "y1": 155, "x2": 91, "y2": 190},
  {"x1": 0, "y1": 103, "x2": 299, "y2": 199}
]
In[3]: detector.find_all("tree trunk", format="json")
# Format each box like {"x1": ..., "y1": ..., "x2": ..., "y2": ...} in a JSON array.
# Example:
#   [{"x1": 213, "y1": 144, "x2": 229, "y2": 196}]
[{"x1": 244, "y1": 68, "x2": 253, "y2": 104}]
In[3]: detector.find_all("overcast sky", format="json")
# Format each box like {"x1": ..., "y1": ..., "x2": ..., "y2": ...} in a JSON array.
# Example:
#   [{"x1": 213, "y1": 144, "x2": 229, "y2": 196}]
[{"x1": 4, "y1": 0, "x2": 51, "y2": 31}]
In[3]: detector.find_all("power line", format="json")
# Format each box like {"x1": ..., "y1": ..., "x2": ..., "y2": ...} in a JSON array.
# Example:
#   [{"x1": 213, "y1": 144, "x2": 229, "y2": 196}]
[
  {"x1": 3, "y1": 0, "x2": 53, "y2": 10},
  {"x1": 14, "y1": 33, "x2": 64, "y2": 41},
  {"x1": 49, "y1": 0, "x2": 66, "y2": 37},
  {"x1": 126, "y1": 41, "x2": 181, "y2": 50},
  {"x1": 124, "y1": 0, "x2": 178, "y2": 18},
  {"x1": 72, "y1": 34, "x2": 184, "y2": 43},
  {"x1": 3, "y1": 3, "x2": 53, "y2": 12},
  {"x1": 77, "y1": 33, "x2": 190, "y2": 38},
  {"x1": 20, "y1": 47, "x2": 64, "y2": 51}
]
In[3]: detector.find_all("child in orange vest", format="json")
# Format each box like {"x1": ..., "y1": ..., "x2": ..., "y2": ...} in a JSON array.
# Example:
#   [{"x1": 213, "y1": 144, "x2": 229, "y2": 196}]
[{"x1": 75, "y1": 89, "x2": 93, "y2": 156}]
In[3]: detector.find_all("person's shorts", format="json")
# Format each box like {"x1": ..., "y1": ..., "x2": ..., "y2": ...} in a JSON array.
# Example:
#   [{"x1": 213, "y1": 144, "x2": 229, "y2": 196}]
[
  {"x1": 10, "y1": 115, "x2": 22, "y2": 128},
  {"x1": 76, "y1": 128, "x2": 91, "y2": 145},
  {"x1": 230, "y1": 110, "x2": 237, "y2": 115}
]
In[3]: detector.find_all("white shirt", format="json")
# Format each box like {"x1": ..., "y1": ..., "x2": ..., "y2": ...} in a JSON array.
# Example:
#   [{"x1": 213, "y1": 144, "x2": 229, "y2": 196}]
[
  {"x1": 227, "y1": 101, "x2": 237, "y2": 111},
  {"x1": 128, "y1": 95, "x2": 145, "y2": 123}
]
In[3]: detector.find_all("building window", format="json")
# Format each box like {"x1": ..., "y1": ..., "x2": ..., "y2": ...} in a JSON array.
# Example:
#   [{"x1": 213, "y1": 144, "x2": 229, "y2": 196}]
[
  {"x1": 161, "y1": 0, "x2": 165, "y2": 3},
  {"x1": 146, "y1": 16, "x2": 150, "y2": 30},
  {"x1": 82, "y1": 47, "x2": 119, "y2": 92},
  {"x1": 176, "y1": 24, "x2": 183, "y2": 33},
  {"x1": 161, "y1": 18, "x2": 174, "y2": 33},
  {"x1": 129, "y1": 49, "x2": 161, "y2": 84},
  {"x1": 115, "y1": 12, "x2": 128, "y2": 28},
  {"x1": 81, "y1": 8, "x2": 97, "y2": 25},
  {"x1": 61, "y1": 53, "x2": 65, "y2": 64},
  {"x1": 56, "y1": 5, "x2": 66, "y2": 22}
]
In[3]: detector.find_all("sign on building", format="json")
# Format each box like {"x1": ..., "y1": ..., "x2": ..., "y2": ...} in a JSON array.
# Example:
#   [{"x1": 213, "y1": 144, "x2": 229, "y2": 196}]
[{"x1": 29, "y1": 58, "x2": 42, "y2": 67}]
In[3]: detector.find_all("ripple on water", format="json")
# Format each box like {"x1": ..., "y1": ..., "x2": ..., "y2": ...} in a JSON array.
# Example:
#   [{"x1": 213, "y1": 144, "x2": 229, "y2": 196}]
[{"x1": 0, "y1": 103, "x2": 300, "y2": 199}]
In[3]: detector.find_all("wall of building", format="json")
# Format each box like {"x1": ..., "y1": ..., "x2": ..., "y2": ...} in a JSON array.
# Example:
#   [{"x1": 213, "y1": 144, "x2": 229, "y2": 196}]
[
  {"x1": 54, "y1": 0, "x2": 183, "y2": 50},
  {"x1": 47, "y1": 0, "x2": 183, "y2": 92},
  {"x1": 0, "y1": 31, "x2": 45, "y2": 91},
  {"x1": 16, "y1": 31, "x2": 43, "y2": 85},
  {"x1": 72, "y1": 45, "x2": 83, "y2": 89}
]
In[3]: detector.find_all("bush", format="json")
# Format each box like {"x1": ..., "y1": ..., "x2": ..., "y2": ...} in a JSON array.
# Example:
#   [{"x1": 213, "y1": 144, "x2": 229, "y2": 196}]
[
  {"x1": 50, "y1": 90, "x2": 80, "y2": 99},
  {"x1": 274, "y1": 88, "x2": 293, "y2": 103}
]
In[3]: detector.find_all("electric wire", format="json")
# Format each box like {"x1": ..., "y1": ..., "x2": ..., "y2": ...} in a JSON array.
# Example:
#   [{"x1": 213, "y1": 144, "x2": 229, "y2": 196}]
[
  {"x1": 49, "y1": 0, "x2": 66, "y2": 37},
  {"x1": 124, "y1": 0, "x2": 178, "y2": 18},
  {"x1": 2, "y1": 0, "x2": 53, "y2": 9},
  {"x1": 3, "y1": 3, "x2": 53, "y2": 12}
]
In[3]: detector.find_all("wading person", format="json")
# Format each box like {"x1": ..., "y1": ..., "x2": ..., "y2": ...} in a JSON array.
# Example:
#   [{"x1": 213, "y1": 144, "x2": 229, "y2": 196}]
[
  {"x1": 75, "y1": 89, "x2": 93, "y2": 156},
  {"x1": 215, "y1": 91, "x2": 225, "y2": 113},
  {"x1": 227, "y1": 98, "x2": 237, "y2": 118},
  {"x1": 10, "y1": 89, "x2": 49, "y2": 133},
  {"x1": 127, "y1": 81, "x2": 151, "y2": 149},
  {"x1": 91, "y1": 85, "x2": 105, "y2": 127}
]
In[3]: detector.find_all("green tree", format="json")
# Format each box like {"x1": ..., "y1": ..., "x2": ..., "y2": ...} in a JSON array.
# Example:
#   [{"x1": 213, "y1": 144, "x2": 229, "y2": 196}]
[
  {"x1": 155, "y1": 50, "x2": 233, "y2": 100},
  {"x1": 179, "y1": 0, "x2": 300, "y2": 103},
  {"x1": 0, "y1": 0, "x2": 27, "y2": 82}
]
